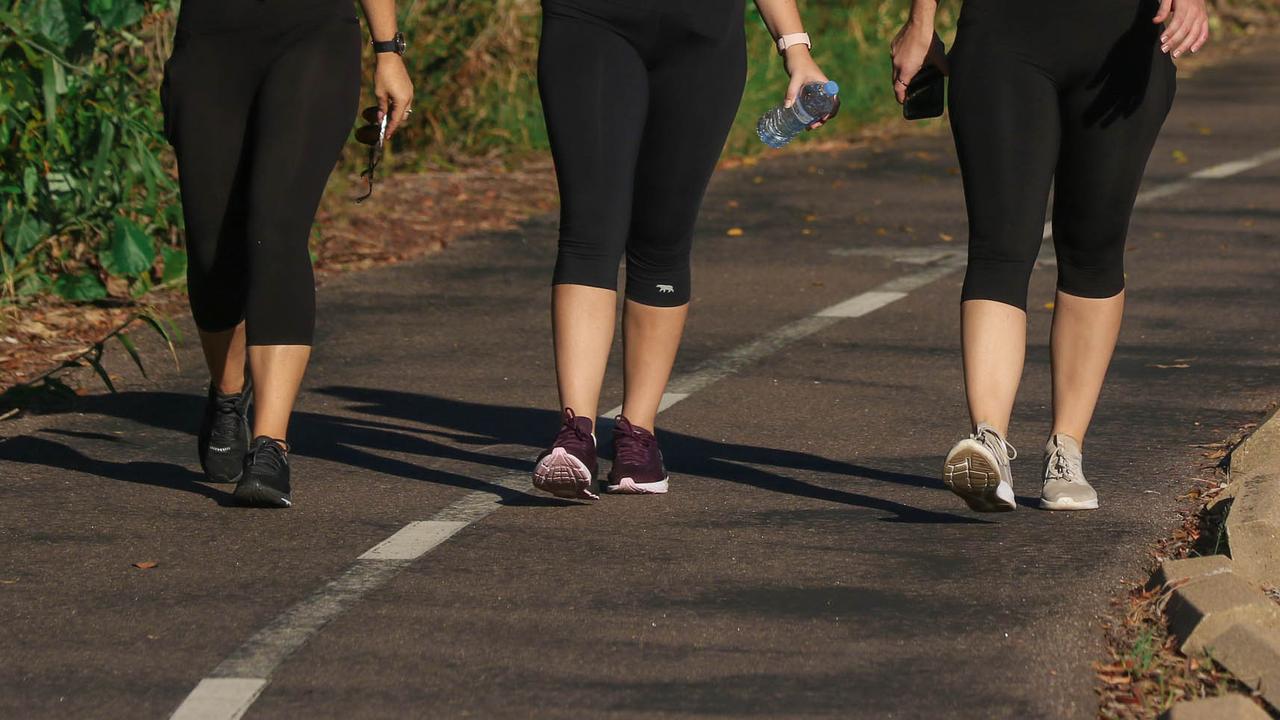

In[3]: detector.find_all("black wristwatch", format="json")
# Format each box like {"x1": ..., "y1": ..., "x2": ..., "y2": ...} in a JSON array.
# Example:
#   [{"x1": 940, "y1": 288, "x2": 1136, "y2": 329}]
[{"x1": 372, "y1": 32, "x2": 406, "y2": 56}]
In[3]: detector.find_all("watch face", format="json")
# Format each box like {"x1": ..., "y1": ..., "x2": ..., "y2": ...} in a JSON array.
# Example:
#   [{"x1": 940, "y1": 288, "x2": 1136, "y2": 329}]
[{"x1": 394, "y1": 32, "x2": 406, "y2": 54}]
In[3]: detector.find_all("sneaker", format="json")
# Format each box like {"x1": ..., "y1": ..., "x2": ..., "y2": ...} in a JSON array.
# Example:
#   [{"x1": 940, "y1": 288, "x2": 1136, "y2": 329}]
[
  {"x1": 605, "y1": 416, "x2": 669, "y2": 494},
  {"x1": 233, "y1": 436, "x2": 292, "y2": 508},
  {"x1": 533, "y1": 409, "x2": 599, "y2": 499},
  {"x1": 198, "y1": 381, "x2": 252, "y2": 483},
  {"x1": 1039, "y1": 434, "x2": 1099, "y2": 510},
  {"x1": 943, "y1": 422, "x2": 1017, "y2": 512}
]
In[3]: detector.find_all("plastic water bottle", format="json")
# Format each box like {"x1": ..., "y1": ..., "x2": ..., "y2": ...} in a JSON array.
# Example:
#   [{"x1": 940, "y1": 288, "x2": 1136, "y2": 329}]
[{"x1": 757, "y1": 80, "x2": 840, "y2": 149}]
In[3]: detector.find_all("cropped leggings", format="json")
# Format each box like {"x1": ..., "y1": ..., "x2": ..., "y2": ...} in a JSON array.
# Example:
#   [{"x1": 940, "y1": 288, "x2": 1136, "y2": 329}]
[
  {"x1": 538, "y1": 0, "x2": 747, "y2": 307},
  {"x1": 161, "y1": 0, "x2": 361, "y2": 345},
  {"x1": 948, "y1": 0, "x2": 1176, "y2": 310}
]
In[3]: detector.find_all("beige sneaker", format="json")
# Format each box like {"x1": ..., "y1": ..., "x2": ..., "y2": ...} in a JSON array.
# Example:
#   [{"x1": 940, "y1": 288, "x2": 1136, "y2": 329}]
[
  {"x1": 1039, "y1": 434, "x2": 1099, "y2": 511},
  {"x1": 943, "y1": 423, "x2": 1018, "y2": 512}
]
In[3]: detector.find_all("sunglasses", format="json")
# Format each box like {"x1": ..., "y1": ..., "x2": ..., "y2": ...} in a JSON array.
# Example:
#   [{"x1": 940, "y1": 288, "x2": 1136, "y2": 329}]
[{"x1": 353, "y1": 106, "x2": 388, "y2": 203}]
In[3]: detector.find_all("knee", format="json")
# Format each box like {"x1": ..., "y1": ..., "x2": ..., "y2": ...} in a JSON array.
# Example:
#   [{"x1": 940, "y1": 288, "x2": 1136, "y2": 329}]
[
  {"x1": 553, "y1": 230, "x2": 626, "y2": 291},
  {"x1": 1057, "y1": 260, "x2": 1126, "y2": 298},
  {"x1": 1054, "y1": 233, "x2": 1127, "y2": 298},
  {"x1": 624, "y1": 243, "x2": 691, "y2": 307},
  {"x1": 961, "y1": 254, "x2": 1037, "y2": 310},
  {"x1": 186, "y1": 271, "x2": 245, "y2": 333}
]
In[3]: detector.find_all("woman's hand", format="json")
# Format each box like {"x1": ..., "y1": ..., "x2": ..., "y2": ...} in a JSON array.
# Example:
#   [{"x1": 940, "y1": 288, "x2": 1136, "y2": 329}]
[
  {"x1": 783, "y1": 46, "x2": 839, "y2": 129},
  {"x1": 374, "y1": 53, "x2": 414, "y2": 139},
  {"x1": 890, "y1": 22, "x2": 947, "y2": 104},
  {"x1": 1154, "y1": 0, "x2": 1210, "y2": 59}
]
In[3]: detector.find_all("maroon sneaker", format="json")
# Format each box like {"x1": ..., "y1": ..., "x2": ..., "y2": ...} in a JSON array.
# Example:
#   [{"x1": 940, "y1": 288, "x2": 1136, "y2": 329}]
[
  {"x1": 605, "y1": 416, "x2": 669, "y2": 494},
  {"x1": 532, "y1": 408, "x2": 599, "y2": 499}
]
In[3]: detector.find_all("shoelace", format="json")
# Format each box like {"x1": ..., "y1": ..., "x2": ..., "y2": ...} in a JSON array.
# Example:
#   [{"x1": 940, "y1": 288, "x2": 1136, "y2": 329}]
[
  {"x1": 613, "y1": 417, "x2": 655, "y2": 466},
  {"x1": 554, "y1": 408, "x2": 592, "y2": 442},
  {"x1": 209, "y1": 392, "x2": 244, "y2": 441},
  {"x1": 975, "y1": 425, "x2": 1017, "y2": 461},
  {"x1": 247, "y1": 439, "x2": 289, "y2": 474},
  {"x1": 1045, "y1": 446, "x2": 1081, "y2": 483}
]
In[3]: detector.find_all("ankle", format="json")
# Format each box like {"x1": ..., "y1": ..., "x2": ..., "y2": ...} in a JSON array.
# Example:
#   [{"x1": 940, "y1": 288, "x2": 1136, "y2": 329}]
[
  {"x1": 1048, "y1": 430, "x2": 1084, "y2": 450},
  {"x1": 972, "y1": 420, "x2": 1009, "y2": 437},
  {"x1": 253, "y1": 435, "x2": 289, "y2": 453}
]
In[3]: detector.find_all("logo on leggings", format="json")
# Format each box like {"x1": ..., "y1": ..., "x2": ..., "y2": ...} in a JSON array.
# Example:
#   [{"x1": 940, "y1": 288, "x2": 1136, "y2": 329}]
[{"x1": 656, "y1": 284, "x2": 675, "y2": 294}]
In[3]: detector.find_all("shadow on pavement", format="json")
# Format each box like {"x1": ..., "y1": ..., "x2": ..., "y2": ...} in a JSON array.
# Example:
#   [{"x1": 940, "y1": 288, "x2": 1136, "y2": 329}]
[
  {"x1": 6, "y1": 386, "x2": 989, "y2": 524},
  {"x1": 315, "y1": 386, "x2": 989, "y2": 524},
  {"x1": 1, "y1": 434, "x2": 234, "y2": 506}
]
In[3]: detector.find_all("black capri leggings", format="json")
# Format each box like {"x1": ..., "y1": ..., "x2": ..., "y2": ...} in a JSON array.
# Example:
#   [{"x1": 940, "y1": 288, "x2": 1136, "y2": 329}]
[
  {"x1": 948, "y1": 0, "x2": 1176, "y2": 310},
  {"x1": 538, "y1": 0, "x2": 747, "y2": 307},
  {"x1": 161, "y1": 0, "x2": 361, "y2": 345}
]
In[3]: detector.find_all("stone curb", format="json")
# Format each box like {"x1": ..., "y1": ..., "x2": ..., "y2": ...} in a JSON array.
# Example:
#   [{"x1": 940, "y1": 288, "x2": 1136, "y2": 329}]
[
  {"x1": 1233, "y1": 406, "x2": 1280, "y2": 478},
  {"x1": 1161, "y1": 558, "x2": 1280, "y2": 655},
  {"x1": 1227, "y1": 405, "x2": 1280, "y2": 595},
  {"x1": 1160, "y1": 693, "x2": 1270, "y2": 720},
  {"x1": 1155, "y1": 556, "x2": 1280, "y2": 713},
  {"x1": 1213, "y1": 621, "x2": 1280, "y2": 711}
]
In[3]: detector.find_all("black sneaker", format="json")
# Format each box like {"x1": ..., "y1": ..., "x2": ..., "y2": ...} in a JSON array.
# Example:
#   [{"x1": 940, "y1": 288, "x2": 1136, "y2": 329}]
[
  {"x1": 198, "y1": 381, "x2": 252, "y2": 483},
  {"x1": 233, "y1": 436, "x2": 292, "y2": 508}
]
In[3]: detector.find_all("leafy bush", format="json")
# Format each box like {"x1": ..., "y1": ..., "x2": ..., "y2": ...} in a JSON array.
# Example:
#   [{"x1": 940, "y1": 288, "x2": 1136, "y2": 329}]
[
  {"x1": 386, "y1": 0, "x2": 545, "y2": 165},
  {"x1": 0, "y1": 0, "x2": 183, "y2": 306}
]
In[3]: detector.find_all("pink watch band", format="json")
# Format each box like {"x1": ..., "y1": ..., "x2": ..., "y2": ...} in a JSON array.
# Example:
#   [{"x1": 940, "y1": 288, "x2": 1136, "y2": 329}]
[{"x1": 777, "y1": 32, "x2": 811, "y2": 54}]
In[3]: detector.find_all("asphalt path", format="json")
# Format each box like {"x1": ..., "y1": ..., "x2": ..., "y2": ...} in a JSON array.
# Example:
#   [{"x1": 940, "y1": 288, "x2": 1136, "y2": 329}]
[{"x1": 2, "y1": 36, "x2": 1278, "y2": 720}]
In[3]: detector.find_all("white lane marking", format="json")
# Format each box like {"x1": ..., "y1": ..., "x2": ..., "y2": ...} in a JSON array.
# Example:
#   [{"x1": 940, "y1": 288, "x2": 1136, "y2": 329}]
[
  {"x1": 818, "y1": 291, "x2": 909, "y2": 318},
  {"x1": 172, "y1": 143, "x2": 1280, "y2": 720},
  {"x1": 1189, "y1": 147, "x2": 1280, "y2": 180},
  {"x1": 168, "y1": 482, "x2": 525, "y2": 719},
  {"x1": 170, "y1": 679, "x2": 267, "y2": 720},
  {"x1": 359, "y1": 520, "x2": 469, "y2": 560},
  {"x1": 829, "y1": 246, "x2": 956, "y2": 264},
  {"x1": 839, "y1": 146, "x2": 1280, "y2": 269},
  {"x1": 659, "y1": 392, "x2": 690, "y2": 412},
  {"x1": 602, "y1": 392, "x2": 689, "y2": 420}
]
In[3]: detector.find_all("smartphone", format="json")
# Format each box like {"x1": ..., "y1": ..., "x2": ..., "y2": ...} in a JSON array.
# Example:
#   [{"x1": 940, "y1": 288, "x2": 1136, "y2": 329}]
[{"x1": 903, "y1": 64, "x2": 945, "y2": 121}]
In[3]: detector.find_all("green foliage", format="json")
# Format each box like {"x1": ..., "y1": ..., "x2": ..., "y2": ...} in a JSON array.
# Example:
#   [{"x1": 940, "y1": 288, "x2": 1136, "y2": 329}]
[
  {"x1": 381, "y1": 0, "x2": 545, "y2": 165},
  {"x1": 0, "y1": 0, "x2": 182, "y2": 306},
  {"x1": 730, "y1": 1, "x2": 957, "y2": 155},
  {"x1": 101, "y1": 215, "x2": 156, "y2": 277}
]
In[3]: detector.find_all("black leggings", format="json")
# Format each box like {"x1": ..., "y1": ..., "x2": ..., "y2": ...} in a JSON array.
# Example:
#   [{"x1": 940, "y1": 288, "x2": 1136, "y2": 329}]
[
  {"x1": 538, "y1": 0, "x2": 747, "y2": 307},
  {"x1": 161, "y1": 0, "x2": 360, "y2": 345},
  {"x1": 949, "y1": 0, "x2": 1176, "y2": 310}
]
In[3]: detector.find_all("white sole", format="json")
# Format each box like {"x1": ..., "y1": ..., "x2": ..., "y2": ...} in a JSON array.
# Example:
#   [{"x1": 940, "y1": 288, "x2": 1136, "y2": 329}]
[
  {"x1": 943, "y1": 439, "x2": 1017, "y2": 512},
  {"x1": 1039, "y1": 495, "x2": 1099, "y2": 511},
  {"x1": 604, "y1": 476, "x2": 670, "y2": 495},
  {"x1": 532, "y1": 448, "x2": 598, "y2": 500}
]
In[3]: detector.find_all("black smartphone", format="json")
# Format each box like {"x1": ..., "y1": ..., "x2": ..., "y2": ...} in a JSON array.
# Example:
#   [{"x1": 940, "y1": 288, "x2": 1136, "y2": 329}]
[{"x1": 903, "y1": 64, "x2": 945, "y2": 120}]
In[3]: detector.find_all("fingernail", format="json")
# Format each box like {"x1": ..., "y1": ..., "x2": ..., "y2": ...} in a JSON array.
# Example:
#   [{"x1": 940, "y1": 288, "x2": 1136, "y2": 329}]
[
  {"x1": 1172, "y1": 50, "x2": 1180, "y2": 57},
  {"x1": 1161, "y1": 44, "x2": 1169, "y2": 52},
  {"x1": 1160, "y1": 35, "x2": 1167, "y2": 42}
]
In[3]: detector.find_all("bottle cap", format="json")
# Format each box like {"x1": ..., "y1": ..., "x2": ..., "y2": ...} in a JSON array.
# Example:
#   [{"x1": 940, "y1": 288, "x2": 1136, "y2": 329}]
[{"x1": 824, "y1": 81, "x2": 839, "y2": 96}]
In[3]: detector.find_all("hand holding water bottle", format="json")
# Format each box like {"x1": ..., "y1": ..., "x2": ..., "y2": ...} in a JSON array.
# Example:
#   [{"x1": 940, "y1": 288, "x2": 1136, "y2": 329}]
[
  {"x1": 757, "y1": 41, "x2": 840, "y2": 148},
  {"x1": 781, "y1": 45, "x2": 839, "y2": 130}
]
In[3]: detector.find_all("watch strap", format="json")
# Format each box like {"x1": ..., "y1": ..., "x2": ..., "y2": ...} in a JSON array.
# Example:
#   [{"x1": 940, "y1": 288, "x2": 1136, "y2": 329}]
[
  {"x1": 372, "y1": 32, "x2": 405, "y2": 55},
  {"x1": 777, "y1": 32, "x2": 811, "y2": 54}
]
